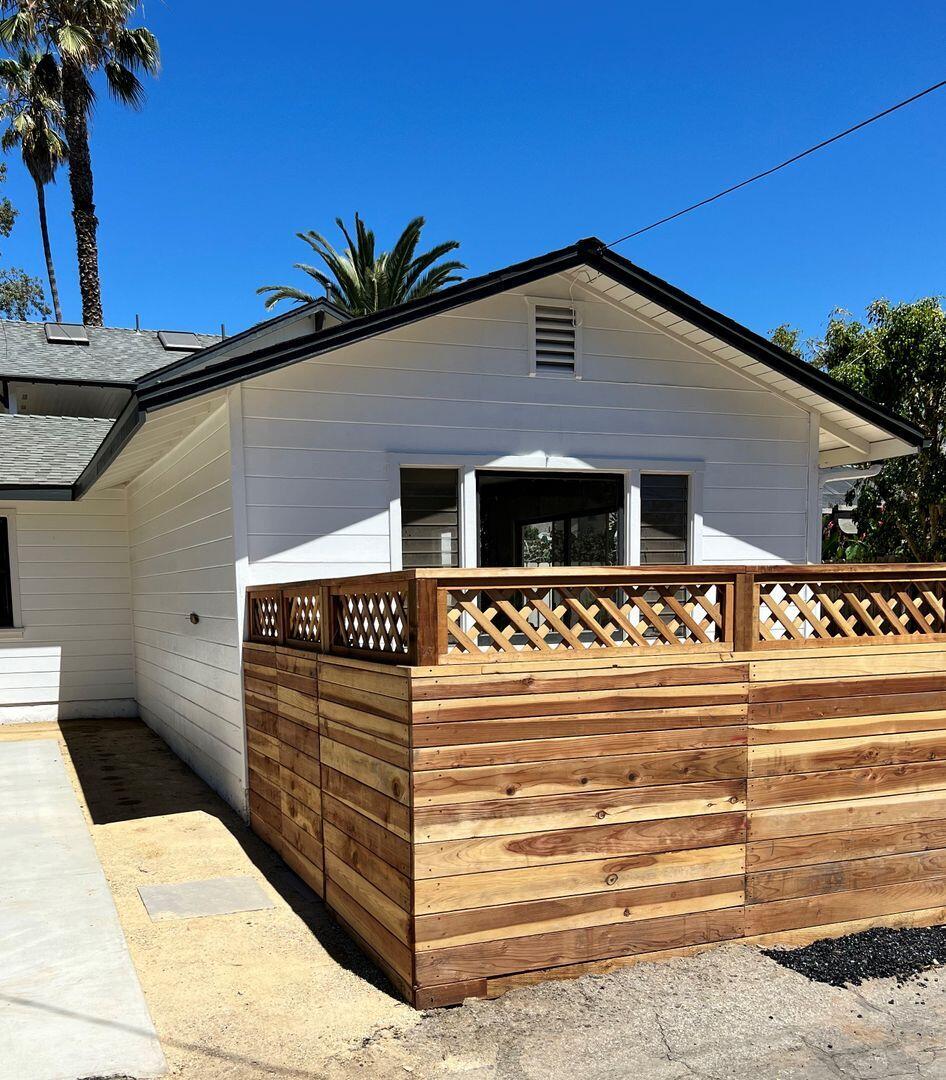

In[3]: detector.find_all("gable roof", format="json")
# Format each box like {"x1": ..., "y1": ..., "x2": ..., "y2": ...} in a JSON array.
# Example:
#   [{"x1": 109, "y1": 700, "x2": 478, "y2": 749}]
[
  {"x1": 132, "y1": 238, "x2": 927, "y2": 459},
  {"x1": 0, "y1": 320, "x2": 220, "y2": 384},
  {"x1": 0, "y1": 414, "x2": 114, "y2": 491},
  {"x1": 0, "y1": 238, "x2": 927, "y2": 500}
]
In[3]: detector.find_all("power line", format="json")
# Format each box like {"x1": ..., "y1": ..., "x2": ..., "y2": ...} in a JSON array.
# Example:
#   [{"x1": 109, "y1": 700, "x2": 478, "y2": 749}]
[{"x1": 606, "y1": 78, "x2": 946, "y2": 249}]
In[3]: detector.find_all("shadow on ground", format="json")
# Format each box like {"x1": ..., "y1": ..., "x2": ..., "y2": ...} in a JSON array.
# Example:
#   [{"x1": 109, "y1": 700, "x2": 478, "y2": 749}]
[{"x1": 58, "y1": 718, "x2": 400, "y2": 1004}]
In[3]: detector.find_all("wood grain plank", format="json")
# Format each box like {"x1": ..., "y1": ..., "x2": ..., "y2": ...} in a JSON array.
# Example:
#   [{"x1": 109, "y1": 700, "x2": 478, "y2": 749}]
[
  {"x1": 415, "y1": 812, "x2": 746, "y2": 878},
  {"x1": 415, "y1": 844, "x2": 745, "y2": 915},
  {"x1": 322, "y1": 793, "x2": 411, "y2": 876},
  {"x1": 321, "y1": 766, "x2": 411, "y2": 842},
  {"x1": 748, "y1": 847, "x2": 946, "y2": 903},
  {"x1": 415, "y1": 876, "x2": 745, "y2": 951},
  {"x1": 323, "y1": 822, "x2": 411, "y2": 910},
  {"x1": 413, "y1": 725, "x2": 747, "y2": 770},
  {"x1": 748, "y1": 759, "x2": 946, "y2": 810},
  {"x1": 321, "y1": 738, "x2": 409, "y2": 805},
  {"x1": 748, "y1": 819, "x2": 946, "y2": 872},
  {"x1": 748, "y1": 789, "x2": 946, "y2": 841},
  {"x1": 414, "y1": 780, "x2": 747, "y2": 842},
  {"x1": 749, "y1": 730, "x2": 946, "y2": 777},
  {"x1": 414, "y1": 746, "x2": 747, "y2": 806},
  {"x1": 415, "y1": 906, "x2": 744, "y2": 985}
]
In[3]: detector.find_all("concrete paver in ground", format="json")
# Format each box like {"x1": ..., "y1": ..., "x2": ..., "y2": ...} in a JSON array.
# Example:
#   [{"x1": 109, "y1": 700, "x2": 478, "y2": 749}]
[
  {"x1": 138, "y1": 876, "x2": 275, "y2": 921},
  {"x1": 0, "y1": 739, "x2": 166, "y2": 1080}
]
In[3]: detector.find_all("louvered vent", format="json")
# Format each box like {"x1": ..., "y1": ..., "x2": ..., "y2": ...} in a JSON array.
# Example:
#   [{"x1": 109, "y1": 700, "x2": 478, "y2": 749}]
[{"x1": 533, "y1": 303, "x2": 578, "y2": 373}]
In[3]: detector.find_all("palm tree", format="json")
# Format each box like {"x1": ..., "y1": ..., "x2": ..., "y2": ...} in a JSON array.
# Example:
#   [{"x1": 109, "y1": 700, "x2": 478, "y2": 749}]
[
  {"x1": 0, "y1": 1, "x2": 159, "y2": 326},
  {"x1": 258, "y1": 215, "x2": 465, "y2": 316},
  {"x1": 0, "y1": 47, "x2": 66, "y2": 320}
]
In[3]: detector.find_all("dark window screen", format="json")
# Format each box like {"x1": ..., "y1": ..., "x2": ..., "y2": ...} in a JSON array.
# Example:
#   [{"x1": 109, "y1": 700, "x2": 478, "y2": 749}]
[
  {"x1": 0, "y1": 518, "x2": 12, "y2": 627},
  {"x1": 400, "y1": 468, "x2": 460, "y2": 568},
  {"x1": 640, "y1": 474, "x2": 689, "y2": 564}
]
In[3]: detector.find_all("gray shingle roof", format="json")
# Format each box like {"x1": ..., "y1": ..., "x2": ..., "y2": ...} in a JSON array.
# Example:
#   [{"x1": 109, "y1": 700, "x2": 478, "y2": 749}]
[
  {"x1": 0, "y1": 414, "x2": 113, "y2": 484},
  {"x1": 0, "y1": 320, "x2": 220, "y2": 383}
]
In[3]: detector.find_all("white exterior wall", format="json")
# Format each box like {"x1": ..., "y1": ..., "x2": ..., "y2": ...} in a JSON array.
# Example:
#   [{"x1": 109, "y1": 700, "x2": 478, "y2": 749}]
[
  {"x1": 127, "y1": 403, "x2": 245, "y2": 812},
  {"x1": 236, "y1": 273, "x2": 816, "y2": 583},
  {"x1": 0, "y1": 490, "x2": 136, "y2": 722}
]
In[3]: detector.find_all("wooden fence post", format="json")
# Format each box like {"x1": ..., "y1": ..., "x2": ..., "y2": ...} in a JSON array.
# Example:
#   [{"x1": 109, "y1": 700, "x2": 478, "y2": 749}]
[
  {"x1": 318, "y1": 584, "x2": 333, "y2": 655},
  {"x1": 733, "y1": 571, "x2": 758, "y2": 653},
  {"x1": 410, "y1": 577, "x2": 440, "y2": 667}
]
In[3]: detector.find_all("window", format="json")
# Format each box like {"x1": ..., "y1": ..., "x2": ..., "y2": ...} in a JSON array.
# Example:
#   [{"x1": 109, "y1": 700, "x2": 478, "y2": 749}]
[
  {"x1": 400, "y1": 468, "x2": 460, "y2": 568},
  {"x1": 0, "y1": 517, "x2": 13, "y2": 627},
  {"x1": 640, "y1": 474, "x2": 689, "y2": 564},
  {"x1": 529, "y1": 301, "x2": 580, "y2": 376}
]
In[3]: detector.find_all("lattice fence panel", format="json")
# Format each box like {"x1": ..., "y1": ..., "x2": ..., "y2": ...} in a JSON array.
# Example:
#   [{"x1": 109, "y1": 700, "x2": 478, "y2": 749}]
[
  {"x1": 284, "y1": 588, "x2": 321, "y2": 646},
  {"x1": 444, "y1": 582, "x2": 729, "y2": 657},
  {"x1": 332, "y1": 589, "x2": 410, "y2": 655},
  {"x1": 249, "y1": 591, "x2": 282, "y2": 642},
  {"x1": 758, "y1": 578, "x2": 946, "y2": 643}
]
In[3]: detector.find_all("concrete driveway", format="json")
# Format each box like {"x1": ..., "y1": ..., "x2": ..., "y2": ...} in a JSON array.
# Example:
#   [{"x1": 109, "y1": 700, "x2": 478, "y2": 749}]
[{"x1": 0, "y1": 739, "x2": 165, "y2": 1080}]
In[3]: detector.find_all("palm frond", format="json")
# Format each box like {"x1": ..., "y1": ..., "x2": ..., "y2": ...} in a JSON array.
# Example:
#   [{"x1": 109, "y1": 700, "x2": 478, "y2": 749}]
[
  {"x1": 256, "y1": 283, "x2": 319, "y2": 311},
  {"x1": 260, "y1": 215, "x2": 464, "y2": 315}
]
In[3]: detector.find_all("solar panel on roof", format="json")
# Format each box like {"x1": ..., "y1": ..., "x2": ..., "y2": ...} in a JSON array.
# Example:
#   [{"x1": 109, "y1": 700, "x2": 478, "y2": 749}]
[
  {"x1": 44, "y1": 322, "x2": 89, "y2": 346},
  {"x1": 157, "y1": 330, "x2": 202, "y2": 352}
]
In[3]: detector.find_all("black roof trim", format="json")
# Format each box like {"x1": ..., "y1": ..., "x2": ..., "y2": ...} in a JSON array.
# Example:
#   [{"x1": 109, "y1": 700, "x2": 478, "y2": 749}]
[
  {"x1": 0, "y1": 483, "x2": 73, "y2": 500},
  {"x1": 73, "y1": 396, "x2": 144, "y2": 499}
]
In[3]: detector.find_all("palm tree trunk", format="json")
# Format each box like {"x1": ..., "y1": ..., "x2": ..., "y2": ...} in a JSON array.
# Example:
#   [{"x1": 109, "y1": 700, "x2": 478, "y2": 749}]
[
  {"x1": 33, "y1": 176, "x2": 61, "y2": 323},
  {"x1": 61, "y1": 59, "x2": 103, "y2": 326}
]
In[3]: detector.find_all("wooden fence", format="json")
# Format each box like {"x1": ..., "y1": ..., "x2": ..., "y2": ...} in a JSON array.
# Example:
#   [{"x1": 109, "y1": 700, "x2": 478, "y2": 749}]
[
  {"x1": 247, "y1": 565, "x2": 946, "y2": 665},
  {"x1": 243, "y1": 563, "x2": 946, "y2": 1007}
]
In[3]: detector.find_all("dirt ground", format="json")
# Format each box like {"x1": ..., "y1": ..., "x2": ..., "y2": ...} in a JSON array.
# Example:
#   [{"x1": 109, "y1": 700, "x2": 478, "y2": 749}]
[{"x1": 7, "y1": 718, "x2": 946, "y2": 1080}]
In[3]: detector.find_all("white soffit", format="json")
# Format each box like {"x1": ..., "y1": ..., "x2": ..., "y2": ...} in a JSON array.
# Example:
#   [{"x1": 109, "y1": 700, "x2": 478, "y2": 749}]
[{"x1": 95, "y1": 391, "x2": 227, "y2": 489}]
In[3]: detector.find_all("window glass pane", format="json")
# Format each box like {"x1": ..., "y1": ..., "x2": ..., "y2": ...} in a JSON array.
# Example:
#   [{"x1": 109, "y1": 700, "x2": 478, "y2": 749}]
[
  {"x1": 400, "y1": 468, "x2": 460, "y2": 568},
  {"x1": 640, "y1": 474, "x2": 689, "y2": 564},
  {"x1": 0, "y1": 518, "x2": 11, "y2": 627}
]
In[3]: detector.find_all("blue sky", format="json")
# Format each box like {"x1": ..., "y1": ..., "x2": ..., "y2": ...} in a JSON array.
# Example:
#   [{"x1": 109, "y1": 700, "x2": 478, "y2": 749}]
[{"x1": 2, "y1": 1, "x2": 944, "y2": 342}]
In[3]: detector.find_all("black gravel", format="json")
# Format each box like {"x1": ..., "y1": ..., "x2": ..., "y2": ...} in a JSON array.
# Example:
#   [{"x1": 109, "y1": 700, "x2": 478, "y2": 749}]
[{"x1": 763, "y1": 924, "x2": 946, "y2": 988}]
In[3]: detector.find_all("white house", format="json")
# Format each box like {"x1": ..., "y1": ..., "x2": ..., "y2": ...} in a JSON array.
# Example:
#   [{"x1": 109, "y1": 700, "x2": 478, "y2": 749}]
[{"x1": 0, "y1": 238, "x2": 925, "y2": 812}]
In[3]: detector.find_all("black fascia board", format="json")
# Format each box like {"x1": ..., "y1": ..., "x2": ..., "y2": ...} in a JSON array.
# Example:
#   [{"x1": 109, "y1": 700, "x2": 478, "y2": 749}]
[
  {"x1": 0, "y1": 373, "x2": 137, "y2": 389},
  {"x1": 0, "y1": 484, "x2": 73, "y2": 500},
  {"x1": 71, "y1": 394, "x2": 144, "y2": 499}
]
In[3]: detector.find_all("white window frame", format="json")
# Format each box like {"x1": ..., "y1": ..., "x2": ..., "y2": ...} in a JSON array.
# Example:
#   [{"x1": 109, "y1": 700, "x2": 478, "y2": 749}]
[
  {"x1": 0, "y1": 507, "x2": 24, "y2": 633},
  {"x1": 637, "y1": 467, "x2": 704, "y2": 566},
  {"x1": 386, "y1": 452, "x2": 703, "y2": 570},
  {"x1": 525, "y1": 297, "x2": 584, "y2": 380}
]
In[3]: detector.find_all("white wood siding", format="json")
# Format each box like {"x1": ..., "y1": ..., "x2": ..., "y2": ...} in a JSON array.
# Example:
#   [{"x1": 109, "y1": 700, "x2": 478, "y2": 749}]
[
  {"x1": 127, "y1": 404, "x2": 244, "y2": 812},
  {"x1": 0, "y1": 490, "x2": 136, "y2": 722},
  {"x1": 238, "y1": 272, "x2": 815, "y2": 582}
]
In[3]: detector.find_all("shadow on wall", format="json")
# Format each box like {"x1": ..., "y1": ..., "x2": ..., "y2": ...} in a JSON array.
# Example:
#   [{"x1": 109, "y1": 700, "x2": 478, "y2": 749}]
[{"x1": 58, "y1": 718, "x2": 400, "y2": 1003}]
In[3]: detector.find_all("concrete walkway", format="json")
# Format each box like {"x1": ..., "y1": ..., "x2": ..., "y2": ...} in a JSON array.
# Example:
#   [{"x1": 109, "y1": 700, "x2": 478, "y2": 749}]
[{"x1": 0, "y1": 739, "x2": 165, "y2": 1080}]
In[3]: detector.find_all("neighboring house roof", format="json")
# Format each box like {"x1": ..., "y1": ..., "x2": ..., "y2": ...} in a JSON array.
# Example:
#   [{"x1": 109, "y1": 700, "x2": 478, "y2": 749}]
[
  {"x1": 822, "y1": 477, "x2": 858, "y2": 511},
  {"x1": 0, "y1": 414, "x2": 114, "y2": 489},
  {"x1": 0, "y1": 320, "x2": 220, "y2": 383}
]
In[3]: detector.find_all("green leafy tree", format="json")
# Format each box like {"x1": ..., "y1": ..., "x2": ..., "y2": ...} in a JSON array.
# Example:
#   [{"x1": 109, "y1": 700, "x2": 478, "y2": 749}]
[
  {"x1": 769, "y1": 323, "x2": 805, "y2": 359},
  {"x1": 258, "y1": 214, "x2": 465, "y2": 315},
  {"x1": 813, "y1": 299, "x2": 945, "y2": 561},
  {"x1": 0, "y1": 159, "x2": 48, "y2": 317},
  {"x1": 0, "y1": 47, "x2": 66, "y2": 320},
  {"x1": 0, "y1": 1, "x2": 159, "y2": 325}
]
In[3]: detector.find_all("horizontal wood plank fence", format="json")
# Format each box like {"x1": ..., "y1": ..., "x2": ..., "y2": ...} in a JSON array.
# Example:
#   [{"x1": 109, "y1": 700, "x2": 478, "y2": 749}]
[
  {"x1": 243, "y1": 563, "x2": 946, "y2": 1007},
  {"x1": 247, "y1": 565, "x2": 946, "y2": 665}
]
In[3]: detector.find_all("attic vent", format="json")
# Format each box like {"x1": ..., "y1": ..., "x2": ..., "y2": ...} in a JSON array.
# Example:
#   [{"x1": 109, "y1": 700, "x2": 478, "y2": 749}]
[
  {"x1": 531, "y1": 303, "x2": 579, "y2": 375},
  {"x1": 157, "y1": 330, "x2": 202, "y2": 352},
  {"x1": 44, "y1": 322, "x2": 89, "y2": 346}
]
